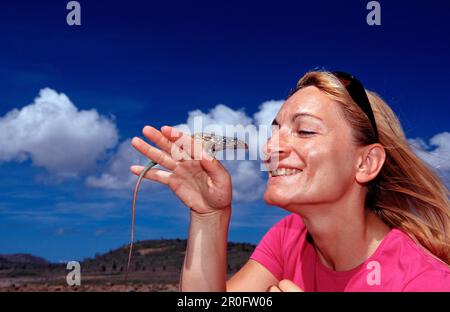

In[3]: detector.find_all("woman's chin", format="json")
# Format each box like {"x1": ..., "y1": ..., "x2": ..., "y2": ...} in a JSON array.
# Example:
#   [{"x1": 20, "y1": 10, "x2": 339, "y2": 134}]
[{"x1": 263, "y1": 189, "x2": 292, "y2": 208}]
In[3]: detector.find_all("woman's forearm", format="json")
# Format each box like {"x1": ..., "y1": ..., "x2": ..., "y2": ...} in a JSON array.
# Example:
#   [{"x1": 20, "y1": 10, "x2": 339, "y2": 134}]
[{"x1": 180, "y1": 208, "x2": 231, "y2": 291}]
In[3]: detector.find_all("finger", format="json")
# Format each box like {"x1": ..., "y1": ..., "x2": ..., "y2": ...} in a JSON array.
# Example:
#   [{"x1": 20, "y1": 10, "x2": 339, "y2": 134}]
[
  {"x1": 277, "y1": 279, "x2": 304, "y2": 292},
  {"x1": 161, "y1": 126, "x2": 203, "y2": 159},
  {"x1": 267, "y1": 285, "x2": 281, "y2": 292},
  {"x1": 131, "y1": 137, "x2": 177, "y2": 171},
  {"x1": 142, "y1": 126, "x2": 190, "y2": 162},
  {"x1": 130, "y1": 165, "x2": 172, "y2": 185}
]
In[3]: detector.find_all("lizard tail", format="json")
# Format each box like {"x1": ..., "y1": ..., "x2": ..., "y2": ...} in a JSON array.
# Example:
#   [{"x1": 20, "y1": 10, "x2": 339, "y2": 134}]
[{"x1": 125, "y1": 161, "x2": 156, "y2": 284}]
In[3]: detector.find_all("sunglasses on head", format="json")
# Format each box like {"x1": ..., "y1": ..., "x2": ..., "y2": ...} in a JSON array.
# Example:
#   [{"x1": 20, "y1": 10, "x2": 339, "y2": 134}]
[{"x1": 332, "y1": 71, "x2": 379, "y2": 142}]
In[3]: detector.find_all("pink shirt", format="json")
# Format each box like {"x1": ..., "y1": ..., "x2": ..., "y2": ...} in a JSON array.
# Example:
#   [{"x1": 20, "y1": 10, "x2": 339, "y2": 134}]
[{"x1": 250, "y1": 213, "x2": 450, "y2": 291}]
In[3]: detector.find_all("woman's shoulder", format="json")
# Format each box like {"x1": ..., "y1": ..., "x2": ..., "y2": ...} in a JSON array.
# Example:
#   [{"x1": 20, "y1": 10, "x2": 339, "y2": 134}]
[
  {"x1": 250, "y1": 213, "x2": 309, "y2": 280},
  {"x1": 387, "y1": 228, "x2": 449, "y2": 271},
  {"x1": 379, "y1": 228, "x2": 450, "y2": 291}
]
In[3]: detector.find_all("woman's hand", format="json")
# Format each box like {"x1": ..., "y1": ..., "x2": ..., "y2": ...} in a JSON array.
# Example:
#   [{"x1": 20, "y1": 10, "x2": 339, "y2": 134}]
[
  {"x1": 130, "y1": 125, "x2": 232, "y2": 215},
  {"x1": 267, "y1": 280, "x2": 304, "y2": 292}
]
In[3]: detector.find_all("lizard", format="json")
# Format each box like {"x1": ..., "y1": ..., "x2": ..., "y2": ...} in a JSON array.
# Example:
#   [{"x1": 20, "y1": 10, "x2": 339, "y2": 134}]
[{"x1": 125, "y1": 132, "x2": 248, "y2": 282}]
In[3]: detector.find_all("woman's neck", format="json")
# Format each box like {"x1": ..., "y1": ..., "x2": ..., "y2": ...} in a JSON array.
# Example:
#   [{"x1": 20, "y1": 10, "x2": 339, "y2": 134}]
[{"x1": 293, "y1": 191, "x2": 391, "y2": 272}]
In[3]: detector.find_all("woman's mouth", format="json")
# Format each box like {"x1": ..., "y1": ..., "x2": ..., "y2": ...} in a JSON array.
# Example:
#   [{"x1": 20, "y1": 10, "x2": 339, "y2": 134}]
[{"x1": 270, "y1": 168, "x2": 302, "y2": 177}]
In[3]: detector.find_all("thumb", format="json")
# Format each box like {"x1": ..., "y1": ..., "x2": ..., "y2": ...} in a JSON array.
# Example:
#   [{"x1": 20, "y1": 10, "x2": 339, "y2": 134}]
[{"x1": 199, "y1": 150, "x2": 229, "y2": 185}]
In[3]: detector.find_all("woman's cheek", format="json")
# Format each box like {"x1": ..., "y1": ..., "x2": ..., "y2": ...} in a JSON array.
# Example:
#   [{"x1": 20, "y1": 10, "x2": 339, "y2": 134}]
[{"x1": 306, "y1": 149, "x2": 351, "y2": 198}]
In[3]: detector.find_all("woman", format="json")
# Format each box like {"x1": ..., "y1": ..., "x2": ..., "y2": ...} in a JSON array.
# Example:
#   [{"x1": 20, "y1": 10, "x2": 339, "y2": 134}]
[{"x1": 130, "y1": 70, "x2": 450, "y2": 291}]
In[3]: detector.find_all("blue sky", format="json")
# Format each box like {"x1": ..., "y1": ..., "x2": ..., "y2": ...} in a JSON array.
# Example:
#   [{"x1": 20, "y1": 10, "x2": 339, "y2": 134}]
[{"x1": 0, "y1": 0, "x2": 449, "y2": 262}]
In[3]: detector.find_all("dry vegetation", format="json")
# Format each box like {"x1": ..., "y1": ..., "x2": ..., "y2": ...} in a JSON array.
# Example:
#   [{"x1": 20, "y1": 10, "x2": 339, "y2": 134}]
[{"x1": 0, "y1": 239, "x2": 255, "y2": 292}]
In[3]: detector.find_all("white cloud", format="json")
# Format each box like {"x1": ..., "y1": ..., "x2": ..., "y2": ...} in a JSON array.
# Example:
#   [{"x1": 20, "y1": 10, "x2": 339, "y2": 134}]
[
  {"x1": 409, "y1": 132, "x2": 450, "y2": 186},
  {"x1": 86, "y1": 138, "x2": 148, "y2": 189},
  {"x1": 223, "y1": 160, "x2": 267, "y2": 202},
  {"x1": 0, "y1": 88, "x2": 118, "y2": 177},
  {"x1": 254, "y1": 100, "x2": 284, "y2": 127},
  {"x1": 253, "y1": 100, "x2": 284, "y2": 158},
  {"x1": 184, "y1": 104, "x2": 253, "y2": 128}
]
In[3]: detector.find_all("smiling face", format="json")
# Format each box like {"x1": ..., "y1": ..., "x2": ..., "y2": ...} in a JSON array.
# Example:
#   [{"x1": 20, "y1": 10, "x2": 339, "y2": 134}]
[{"x1": 263, "y1": 86, "x2": 361, "y2": 211}]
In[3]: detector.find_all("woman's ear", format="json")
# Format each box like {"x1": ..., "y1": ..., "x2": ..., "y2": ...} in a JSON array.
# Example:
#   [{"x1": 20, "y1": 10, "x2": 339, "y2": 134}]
[{"x1": 355, "y1": 144, "x2": 386, "y2": 184}]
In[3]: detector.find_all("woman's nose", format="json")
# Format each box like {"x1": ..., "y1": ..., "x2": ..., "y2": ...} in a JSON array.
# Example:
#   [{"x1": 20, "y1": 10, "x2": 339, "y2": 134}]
[{"x1": 263, "y1": 130, "x2": 290, "y2": 160}]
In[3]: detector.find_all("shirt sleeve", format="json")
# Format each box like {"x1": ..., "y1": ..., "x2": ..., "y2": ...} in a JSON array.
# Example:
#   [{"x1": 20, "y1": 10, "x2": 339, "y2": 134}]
[
  {"x1": 402, "y1": 269, "x2": 450, "y2": 292},
  {"x1": 249, "y1": 217, "x2": 288, "y2": 281}
]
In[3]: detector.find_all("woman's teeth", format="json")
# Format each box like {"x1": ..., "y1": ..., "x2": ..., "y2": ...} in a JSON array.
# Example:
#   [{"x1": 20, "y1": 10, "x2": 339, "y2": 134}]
[{"x1": 270, "y1": 168, "x2": 302, "y2": 177}]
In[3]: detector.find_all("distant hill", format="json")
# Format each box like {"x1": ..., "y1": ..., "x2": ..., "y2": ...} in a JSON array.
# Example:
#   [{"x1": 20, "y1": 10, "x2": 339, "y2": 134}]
[
  {"x1": 0, "y1": 254, "x2": 50, "y2": 270},
  {"x1": 81, "y1": 239, "x2": 256, "y2": 283},
  {"x1": 0, "y1": 239, "x2": 256, "y2": 286}
]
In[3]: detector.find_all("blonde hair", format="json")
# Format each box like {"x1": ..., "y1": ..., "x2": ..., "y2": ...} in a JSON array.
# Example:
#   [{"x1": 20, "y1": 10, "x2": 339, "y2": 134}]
[{"x1": 293, "y1": 70, "x2": 450, "y2": 265}]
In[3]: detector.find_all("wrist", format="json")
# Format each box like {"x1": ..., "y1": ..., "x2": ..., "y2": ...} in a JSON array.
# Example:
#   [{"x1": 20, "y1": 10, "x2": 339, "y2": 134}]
[{"x1": 190, "y1": 207, "x2": 231, "y2": 224}]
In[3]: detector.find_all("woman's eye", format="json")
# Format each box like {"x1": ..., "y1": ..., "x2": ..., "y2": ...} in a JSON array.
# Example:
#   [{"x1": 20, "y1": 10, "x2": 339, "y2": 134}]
[{"x1": 297, "y1": 130, "x2": 316, "y2": 135}]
